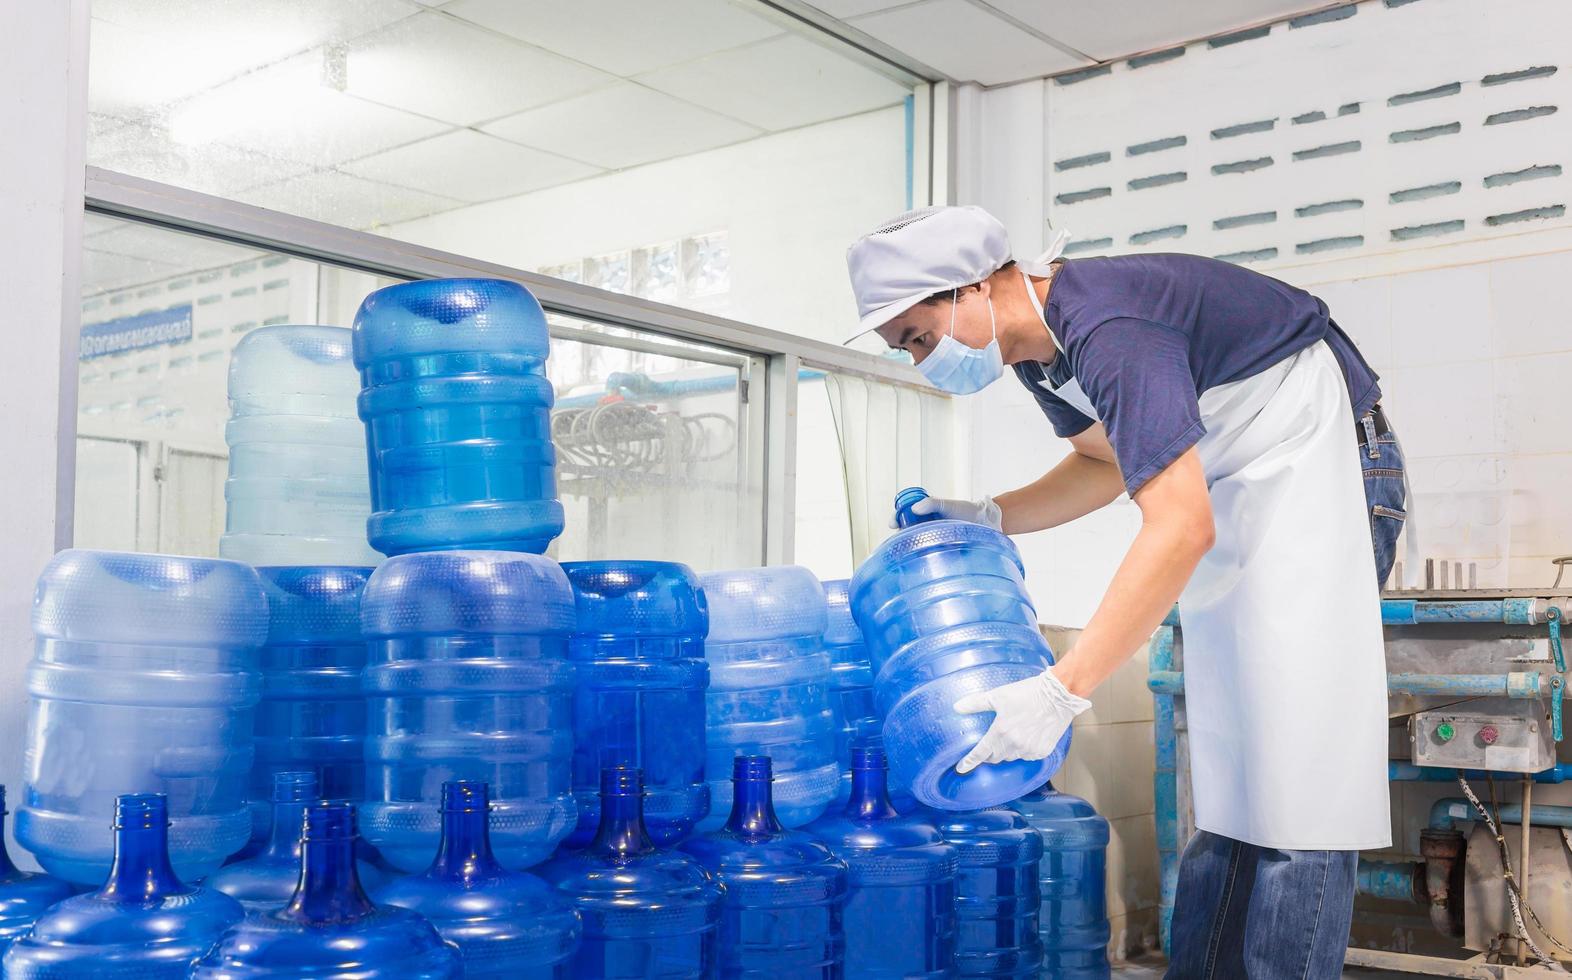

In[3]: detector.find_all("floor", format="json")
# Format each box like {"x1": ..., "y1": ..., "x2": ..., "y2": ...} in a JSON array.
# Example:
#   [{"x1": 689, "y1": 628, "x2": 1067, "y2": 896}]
[{"x1": 1111, "y1": 956, "x2": 1414, "y2": 979}]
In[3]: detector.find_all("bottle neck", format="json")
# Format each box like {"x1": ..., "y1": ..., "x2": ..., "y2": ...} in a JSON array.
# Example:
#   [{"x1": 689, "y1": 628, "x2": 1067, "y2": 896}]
[
  {"x1": 281, "y1": 837, "x2": 375, "y2": 923},
  {"x1": 263, "y1": 799, "x2": 309, "y2": 862},
  {"x1": 847, "y1": 765, "x2": 900, "y2": 821},
  {"x1": 101, "y1": 823, "x2": 187, "y2": 901},
  {"x1": 726, "y1": 776, "x2": 783, "y2": 837},
  {"x1": 431, "y1": 805, "x2": 503, "y2": 882},
  {"x1": 590, "y1": 791, "x2": 654, "y2": 860}
]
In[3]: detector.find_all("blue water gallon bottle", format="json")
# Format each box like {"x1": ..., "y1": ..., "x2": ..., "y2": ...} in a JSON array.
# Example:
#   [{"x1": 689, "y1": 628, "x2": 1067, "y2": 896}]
[
  {"x1": 697, "y1": 566, "x2": 838, "y2": 832},
  {"x1": 18, "y1": 550, "x2": 267, "y2": 885},
  {"x1": 931, "y1": 808, "x2": 1045, "y2": 977},
  {"x1": 361, "y1": 551, "x2": 577, "y2": 872},
  {"x1": 3, "y1": 793, "x2": 244, "y2": 978},
  {"x1": 823, "y1": 579, "x2": 879, "y2": 804},
  {"x1": 191, "y1": 803, "x2": 461, "y2": 978},
  {"x1": 538, "y1": 768, "x2": 725, "y2": 978},
  {"x1": 678, "y1": 756, "x2": 847, "y2": 977},
  {"x1": 807, "y1": 746, "x2": 958, "y2": 978},
  {"x1": 850, "y1": 487, "x2": 1069, "y2": 811},
  {"x1": 562, "y1": 561, "x2": 710, "y2": 849},
  {"x1": 375, "y1": 781, "x2": 581, "y2": 978},
  {"x1": 1012, "y1": 786, "x2": 1110, "y2": 979},
  {"x1": 220, "y1": 325, "x2": 381, "y2": 567},
  {"x1": 352, "y1": 278, "x2": 562, "y2": 556},
  {"x1": 246, "y1": 566, "x2": 373, "y2": 849},
  {"x1": 0, "y1": 786, "x2": 72, "y2": 956},
  {"x1": 208, "y1": 771, "x2": 386, "y2": 913}
]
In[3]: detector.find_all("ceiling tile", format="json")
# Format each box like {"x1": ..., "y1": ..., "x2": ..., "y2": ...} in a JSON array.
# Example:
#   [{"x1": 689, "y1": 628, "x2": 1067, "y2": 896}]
[
  {"x1": 89, "y1": 0, "x2": 419, "y2": 113},
  {"x1": 341, "y1": 129, "x2": 603, "y2": 203},
  {"x1": 982, "y1": 0, "x2": 1323, "y2": 61},
  {"x1": 346, "y1": 11, "x2": 614, "y2": 126},
  {"x1": 443, "y1": 0, "x2": 780, "y2": 76},
  {"x1": 805, "y1": 0, "x2": 910, "y2": 17},
  {"x1": 165, "y1": 52, "x2": 449, "y2": 166},
  {"x1": 91, "y1": 124, "x2": 315, "y2": 197},
  {"x1": 637, "y1": 33, "x2": 912, "y2": 132},
  {"x1": 851, "y1": 0, "x2": 1090, "y2": 85},
  {"x1": 238, "y1": 169, "x2": 468, "y2": 228},
  {"x1": 483, "y1": 83, "x2": 761, "y2": 170}
]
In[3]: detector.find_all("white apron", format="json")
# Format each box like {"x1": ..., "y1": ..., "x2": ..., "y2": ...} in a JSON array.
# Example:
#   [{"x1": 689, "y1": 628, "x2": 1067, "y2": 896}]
[{"x1": 1027, "y1": 269, "x2": 1391, "y2": 850}]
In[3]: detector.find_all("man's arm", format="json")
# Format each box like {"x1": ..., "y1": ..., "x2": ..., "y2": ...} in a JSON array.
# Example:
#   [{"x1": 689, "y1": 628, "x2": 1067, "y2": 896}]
[
  {"x1": 1052, "y1": 445, "x2": 1213, "y2": 697},
  {"x1": 993, "y1": 423, "x2": 1127, "y2": 534}
]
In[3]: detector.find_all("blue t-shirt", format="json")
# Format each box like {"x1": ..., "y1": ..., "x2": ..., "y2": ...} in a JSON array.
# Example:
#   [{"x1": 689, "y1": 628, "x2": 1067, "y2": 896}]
[{"x1": 1012, "y1": 253, "x2": 1380, "y2": 496}]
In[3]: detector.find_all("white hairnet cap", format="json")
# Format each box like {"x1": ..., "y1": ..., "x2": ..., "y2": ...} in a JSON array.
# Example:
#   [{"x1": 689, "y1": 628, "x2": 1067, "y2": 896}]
[{"x1": 844, "y1": 205, "x2": 1059, "y2": 344}]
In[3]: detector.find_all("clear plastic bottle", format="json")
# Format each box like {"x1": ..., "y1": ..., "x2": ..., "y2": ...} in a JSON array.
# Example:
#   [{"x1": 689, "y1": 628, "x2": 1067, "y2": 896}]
[
  {"x1": 361, "y1": 551, "x2": 577, "y2": 872},
  {"x1": 352, "y1": 278, "x2": 563, "y2": 556},
  {"x1": 538, "y1": 768, "x2": 725, "y2": 978},
  {"x1": 208, "y1": 771, "x2": 386, "y2": 913},
  {"x1": 806, "y1": 746, "x2": 958, "y2": 979},
  {"x1": 1011, "y1": 786, "x2": 1110, "y2": 979},
  {"x1": 850, "y1": 488, "x2": 1069, "y2": 810},
  {"x1": 3, "y1": 793, "x2": 245, "y2": 978},
  {"x1": 678, "y1": 756, "x2": 847, "y2": 978},
  {"x1": 562, "y1": 561, "x2": 710, "y2": 849},
  {"x1": 0, "y1": 786, "x2": 72, "y2": 956},
  {"x1": 221, "y1": 325, "x2": 381, "y2": 567},
  {"x1": 375, "y1": 781, "x2": 581, "y2": 978},
  {"x1": 929, "y1": 808, "x2": 1045, "y2": 978},
  {"x1": 18, "y1": 550, "x2": 267, "y2": 885},
  {"x1": 822, "y1": 579, "x2": 878, "y2": 806},
  {"x1": 246, "y1": 566, "x2": 373, "y2": 849},
  {"x1": 697, "y1": 567, "x2": 838, "y2": 832},
  {"x1": 190, "y1": 803, "x2": 461, "y2": 978}
]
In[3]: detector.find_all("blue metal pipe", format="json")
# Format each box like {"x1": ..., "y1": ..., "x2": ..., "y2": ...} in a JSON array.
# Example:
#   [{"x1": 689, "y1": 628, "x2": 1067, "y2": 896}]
[
  {"x1": 1147, "y1": 671, "x2": 1184, "y2": 695},
  {"x1": 1387, "y1": 671, "x2": 1545, "y2": 699},
  {"x1": 1389, "y1": 761, "x2": 1572, "y2": 784},
  {"x1": 1381, "y1": 597, "x2": 1536, "y2": 625},
  {"x1": 1356, "y1": 859, "x2": 1420, "y2": 903},
  {"x1": 1148, "y1": 626, "x2": 1179, "y2": 955},
  {"x1": 1429, "y1": 798, "x2": 1572, "y2": 832}
]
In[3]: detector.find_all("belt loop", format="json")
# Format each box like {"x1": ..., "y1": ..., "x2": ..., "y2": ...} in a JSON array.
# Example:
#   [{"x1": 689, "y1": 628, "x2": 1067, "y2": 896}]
[{"x1": 1361, "y1": 412, "x2": 1380, "y2": 459}]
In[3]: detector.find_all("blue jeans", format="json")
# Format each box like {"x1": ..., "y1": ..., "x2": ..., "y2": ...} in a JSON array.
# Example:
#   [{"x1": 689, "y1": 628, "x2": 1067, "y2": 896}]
[
  {"x1": 1167, "y1": 831, "x2": 1358, "y2": 979},
  {"x1": 1166, "y1": 414, "x2": 1404, "y2": 979}
]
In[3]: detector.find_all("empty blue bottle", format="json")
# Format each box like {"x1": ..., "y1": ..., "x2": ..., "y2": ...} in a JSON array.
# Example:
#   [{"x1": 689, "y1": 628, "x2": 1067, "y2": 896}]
[
  {"x1": 698, "y1": 567, "x2": 838, "y2": 832},
  {"x1": 806, "y1": 746, "x2": 957, "y2": 979},
  {"x1": 930, "y1": 808, "x2": 1044, "y2": 977},
  {"x1": 221, "y1": 325, "x2": 380, "y2": 568},
  {"x1": 375, "y1": 781, "x2": 580, "y2": 977},
  {"x1": 538, "y1": 768, "x2": 724, "y2": 978},
  {"x1": 679, "y1": 756, "x2": 847, "y2": 978},
  {"x1": 850, "y1": 488, "x2": 1068, "y2": 811},
  {"x1": 191, "y1": 803, "x2": 461, "y2": 978},
  {"x1": 562, "y1": 561, "x2": 710, "y2": 848},
  {"x1": 3, "y1": 793, "x2": 245, "y2": 978},
  {"x1": 823, "y1": 580, "x2": 878, "y2": 804},
  {"x1": 208, "y1": 771, "x2": 386, "y2": 913},
  {"x1": 246, "y1": 566, "x2": 373, "y2": 848},
  {"x1": 361, "y1": 551, "x2": 577, "y2": 872},
  {"x1": 353, "y1": 278, "x2": 563, "y2": 556},
  {"x1": 1012, "y1": 786, "x2": 1110, "y2": 979},
  {"x1": 19, "y1": 550, "x2": 267, "y2": 885},
  {"x1": 0, "y1": 786, "x2": 72, "y2": 956}
]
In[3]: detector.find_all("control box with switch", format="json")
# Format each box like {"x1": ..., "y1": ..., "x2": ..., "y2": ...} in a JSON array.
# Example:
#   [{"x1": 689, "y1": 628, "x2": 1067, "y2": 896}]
[{"x1": 1409, "y1": 710, "x2": 1554, "y2": 772}]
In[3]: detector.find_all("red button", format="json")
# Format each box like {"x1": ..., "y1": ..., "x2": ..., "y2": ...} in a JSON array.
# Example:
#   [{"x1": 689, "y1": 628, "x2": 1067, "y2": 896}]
[{"x1": 1478, "y1": 725, "x2": 1500, "y2": 745}]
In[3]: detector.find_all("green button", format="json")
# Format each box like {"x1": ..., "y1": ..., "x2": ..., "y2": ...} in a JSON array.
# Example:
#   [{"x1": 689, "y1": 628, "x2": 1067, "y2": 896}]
[{"x1": 1436, "y1": 722, "x2": 1456, "y2": 743}]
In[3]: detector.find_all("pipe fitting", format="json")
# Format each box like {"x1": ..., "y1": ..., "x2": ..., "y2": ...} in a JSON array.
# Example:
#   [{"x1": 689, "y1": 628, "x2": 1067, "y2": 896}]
[{"x1": 1419, "y1": 827, "x2": 1466, "y2": 938}]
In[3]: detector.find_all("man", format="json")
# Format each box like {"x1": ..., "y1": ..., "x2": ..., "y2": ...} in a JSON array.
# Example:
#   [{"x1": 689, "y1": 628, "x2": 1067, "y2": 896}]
[{"x1": 844, "y1": 205, "x2": 1408, "y2": 979}]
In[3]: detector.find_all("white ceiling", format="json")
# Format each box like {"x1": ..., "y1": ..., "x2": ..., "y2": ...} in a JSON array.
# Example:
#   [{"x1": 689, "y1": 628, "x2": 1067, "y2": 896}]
[{"x1": 809, "y1": 0, "x2": 1338, "y2": 86}]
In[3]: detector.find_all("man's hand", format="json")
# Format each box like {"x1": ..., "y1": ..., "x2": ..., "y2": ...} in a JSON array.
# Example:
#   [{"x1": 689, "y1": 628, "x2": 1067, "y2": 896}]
[
  {"x1": 889, "y1": 495, "x2": 1003, "y2": 530},
  {"x1": 952, "y1": 667, "x2": 1090, "y2": 774}
]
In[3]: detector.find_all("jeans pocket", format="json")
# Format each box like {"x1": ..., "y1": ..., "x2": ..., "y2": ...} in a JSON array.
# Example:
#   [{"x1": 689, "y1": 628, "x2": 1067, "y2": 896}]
[{"x1": 1370, "y1": 504, "x2": 1406, "y2": 585}]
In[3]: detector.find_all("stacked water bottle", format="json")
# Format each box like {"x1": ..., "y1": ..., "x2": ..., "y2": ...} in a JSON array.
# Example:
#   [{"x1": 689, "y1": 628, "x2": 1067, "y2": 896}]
[{"x1": 1, "y1": 276, "x2": 1111, "y2": 978}]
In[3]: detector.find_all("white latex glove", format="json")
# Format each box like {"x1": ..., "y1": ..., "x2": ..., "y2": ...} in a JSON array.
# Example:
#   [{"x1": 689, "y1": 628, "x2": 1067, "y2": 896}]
[
  {"x1": 952, "y1": 668, "x2": 1091, "y2": 774},
  {"x1": 890, "y1": 494, "x2": 1003, "y2": 531}
]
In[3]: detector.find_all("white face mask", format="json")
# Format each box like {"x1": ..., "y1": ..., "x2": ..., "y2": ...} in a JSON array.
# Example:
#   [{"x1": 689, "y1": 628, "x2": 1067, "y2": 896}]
[{"x1": 917, "y1": 288, "x2": 1003, "y2": 395}]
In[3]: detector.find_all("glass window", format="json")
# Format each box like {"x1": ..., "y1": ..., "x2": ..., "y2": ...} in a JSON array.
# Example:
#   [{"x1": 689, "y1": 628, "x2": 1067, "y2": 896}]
[
  {"x1": 88, "y1": 0, "x2": 922, "y2": 345},
  {"x1": 74, "y1": 215, "x2": 762, "y2": 569}
]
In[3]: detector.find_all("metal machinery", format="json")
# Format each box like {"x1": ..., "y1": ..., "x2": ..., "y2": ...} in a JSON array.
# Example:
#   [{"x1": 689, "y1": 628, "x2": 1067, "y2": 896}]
[{"x1": 1148, "y1": 562, "x2": 1572, "y2": 978}]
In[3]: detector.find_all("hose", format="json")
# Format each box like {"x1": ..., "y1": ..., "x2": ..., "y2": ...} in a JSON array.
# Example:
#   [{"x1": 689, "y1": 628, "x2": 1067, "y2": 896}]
[{"x1": 1456, "y1": 774, "x2": 1569, "y2": 970}]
